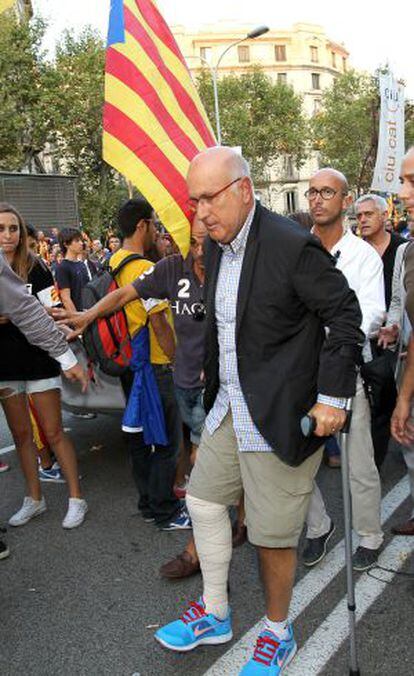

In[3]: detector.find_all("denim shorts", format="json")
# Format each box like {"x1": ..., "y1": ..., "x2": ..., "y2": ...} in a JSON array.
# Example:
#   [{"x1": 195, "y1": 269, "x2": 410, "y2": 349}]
[
  {"x1": 174, "y1": 385, "x2": 205, "y2": 445},
  {"x1": 0, "y1": 377, "x2": 62, "y2": 400}
]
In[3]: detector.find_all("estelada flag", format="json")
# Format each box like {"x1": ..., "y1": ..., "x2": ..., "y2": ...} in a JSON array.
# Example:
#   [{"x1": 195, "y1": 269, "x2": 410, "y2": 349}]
[
  {"x1": 103, "y1": 0, "x2": 216, "y2": 256},
  {"x1": 0, "y1": 1, "x2": 15, "y2": 14}
]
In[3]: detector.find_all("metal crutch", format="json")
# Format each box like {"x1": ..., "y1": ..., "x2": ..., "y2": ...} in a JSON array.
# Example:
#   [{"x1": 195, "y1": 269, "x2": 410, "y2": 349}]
[
  {"x1": 339, "y1": 397, "x2": 360, "y2": 675},
  {"x1": 301, "y1": 397, "x2": 360, "y2": 675}
]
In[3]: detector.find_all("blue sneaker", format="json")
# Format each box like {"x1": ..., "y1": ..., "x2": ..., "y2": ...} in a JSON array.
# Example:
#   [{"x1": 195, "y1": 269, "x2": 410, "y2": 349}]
[
  {"x1": 240, "y1": 625, "x2": 297, "y2": 674},
  {"x1": 155, "y1": 598, "x2": 232, "y2": 652},
  {"x1": 160, "y1": 508, "x2": 192, "y2": 531},
  {"x1": 38, "y1": 463, "x2": 66, "y2": 483}
]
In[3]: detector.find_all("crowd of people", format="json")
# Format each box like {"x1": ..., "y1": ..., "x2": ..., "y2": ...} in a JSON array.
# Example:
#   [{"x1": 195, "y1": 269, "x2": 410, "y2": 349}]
[
  {"x1": 1, "y1": 145, "x2": 414, "y2": 675},
  {"x1": 20, "y1": 224, "x2": 178, "y2": 287}
]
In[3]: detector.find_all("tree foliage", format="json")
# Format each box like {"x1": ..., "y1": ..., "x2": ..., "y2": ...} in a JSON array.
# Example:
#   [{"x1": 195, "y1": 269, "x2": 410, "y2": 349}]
[
  {"x1": 406, "y1": 102, "x2": 414, "y2": 149},
  {"x1": 47, "y1": 28, "x2": 128, "y2": 236},
  {"x1": 0, "y1": 14, "x2": 51, "y2": 171},
  {"x1": 0, "y1": 17, "x2": 127, "y2": 236},
  {"x1": 197, "y1": 67, "x2": 309, "y2": 182},
  {"x1": 311, "y1": 70, "x2": 379, "y2": 193},
  {"x1": 312, "y1": 70, "x2": 414, "y2": 193}
]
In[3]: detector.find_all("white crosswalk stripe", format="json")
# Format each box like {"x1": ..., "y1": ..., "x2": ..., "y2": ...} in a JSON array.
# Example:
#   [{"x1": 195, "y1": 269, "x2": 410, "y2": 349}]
[
  {"x1": 288, "y1": 535, "x2": 414, "y2": 675},
  {"x1": 0, "y1": 444, "x2": 14, "y2": 456},
  {"x1": 203, "y1": 476, "x2": 410, "y2": 675}
]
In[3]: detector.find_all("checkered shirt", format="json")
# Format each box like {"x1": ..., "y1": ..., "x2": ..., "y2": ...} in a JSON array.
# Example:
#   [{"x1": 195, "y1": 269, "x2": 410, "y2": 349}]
[{"x1": 205, "y1": 207, "x2": 275, "y2": 452}]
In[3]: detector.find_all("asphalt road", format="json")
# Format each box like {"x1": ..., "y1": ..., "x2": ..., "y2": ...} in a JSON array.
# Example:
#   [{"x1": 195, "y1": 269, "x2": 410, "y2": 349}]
[{"x1": 1, "y1": 409, "x2": 413, "y2": 676}]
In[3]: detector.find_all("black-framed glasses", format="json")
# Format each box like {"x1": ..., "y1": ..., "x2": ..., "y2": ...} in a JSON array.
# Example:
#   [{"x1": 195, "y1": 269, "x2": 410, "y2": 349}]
[
  {"x1": 304, "y1": 187, "x2": 347, "y2": 201},
  {"x1": 187, "y1": 177, "x2": 243, "y2": 213}
]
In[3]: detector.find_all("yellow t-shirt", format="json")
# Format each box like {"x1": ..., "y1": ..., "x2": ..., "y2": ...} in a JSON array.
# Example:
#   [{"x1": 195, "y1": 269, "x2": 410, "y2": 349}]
[{"x1": 110, "y1": 249, "x2": 174, "y2": 365}]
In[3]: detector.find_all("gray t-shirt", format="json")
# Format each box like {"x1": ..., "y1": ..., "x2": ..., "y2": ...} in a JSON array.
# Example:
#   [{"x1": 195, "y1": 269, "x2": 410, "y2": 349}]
[{"x1": 133, "y1": 254, "x2": 205, "y2": 389}]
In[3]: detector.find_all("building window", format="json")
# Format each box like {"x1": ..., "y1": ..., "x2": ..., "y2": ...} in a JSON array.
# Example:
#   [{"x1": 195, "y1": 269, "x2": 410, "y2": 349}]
[
  {"x1": 238, "y1": 45, "x2": 250, "y2": 63},
  {"x1": 277, "y1": 73, "x2": 287, "y2": 85},
  {"x1": 274, "y1": 45, "x2": 286, "y2": 61},
  {"x1": 200, "y1": 46, "x2": 212, "y2": 62},
  {"x1": 285, "y1": 190, "x2": 297, "y2": 213},
  {"x1": 310, "y1": 46, "x2": 318, "y2": 63},
  {"x1": 311, "y1": 73, "x2": 321, "y2": 90},
  {"x1": 331, "y1": 51, "x2": 336, "y2": 68},
  {"x1": 342, "y1": 57, "x2": 347, "y2": 72},
  {"x1": 284, "y1": 157, "x2": 295, "y2": 179},
  {"x1": 313, "y1": 99, "x2": 322, "y2": 115}
]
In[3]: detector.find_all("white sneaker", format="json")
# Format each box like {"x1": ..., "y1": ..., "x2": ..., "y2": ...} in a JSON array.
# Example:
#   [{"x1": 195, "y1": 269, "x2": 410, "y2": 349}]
[
  {"x1": 9, "y1": 496, "x2": 47, "y2": 527},
  {"x1": 62, "y1": 498, "x2": 88, "y2": 529}
]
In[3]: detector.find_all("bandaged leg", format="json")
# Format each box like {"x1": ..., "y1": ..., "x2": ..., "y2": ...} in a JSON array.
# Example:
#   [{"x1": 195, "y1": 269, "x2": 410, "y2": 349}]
[{"x1": 186, "y1": 493, "x2": 232, "y2": 619}]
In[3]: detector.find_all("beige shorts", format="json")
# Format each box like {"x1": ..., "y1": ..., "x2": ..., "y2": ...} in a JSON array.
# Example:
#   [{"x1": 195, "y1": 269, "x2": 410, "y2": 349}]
[{"x1": 188, "y1": 411, "x2": 323, "y2": 548}]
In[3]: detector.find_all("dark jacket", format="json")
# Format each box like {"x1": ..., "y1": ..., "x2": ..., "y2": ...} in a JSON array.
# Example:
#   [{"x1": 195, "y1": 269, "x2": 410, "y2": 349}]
[{"x1": 203, "y1": 203, "x2": 364, "y2": 466}]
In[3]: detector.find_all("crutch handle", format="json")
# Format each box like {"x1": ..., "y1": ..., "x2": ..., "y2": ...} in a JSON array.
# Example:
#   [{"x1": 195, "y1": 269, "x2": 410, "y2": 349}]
[
  {"x1": 301, "y1": 406, "x2": 353, "y2": 438},
  {"x1": 300, "y1": 414, "x2": 316, "y2": 437}
]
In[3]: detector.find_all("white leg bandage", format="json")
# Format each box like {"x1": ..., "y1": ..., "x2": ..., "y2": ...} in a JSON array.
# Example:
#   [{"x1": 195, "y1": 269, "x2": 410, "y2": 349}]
[{"x1": 186, "y1": 493, "x2": 232, "y2": 619}]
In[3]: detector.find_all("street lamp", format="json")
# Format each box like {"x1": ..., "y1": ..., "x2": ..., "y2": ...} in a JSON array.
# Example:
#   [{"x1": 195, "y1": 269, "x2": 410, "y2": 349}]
[{"x1": 188, "y1": 25, "x2": 270, "y2": 145}]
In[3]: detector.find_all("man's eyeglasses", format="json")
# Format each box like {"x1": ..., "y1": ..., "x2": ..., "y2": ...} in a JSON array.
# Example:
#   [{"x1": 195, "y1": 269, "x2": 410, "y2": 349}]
[
  {"x1": 304, "y1": 187, "x2": 347, "y2": 201},
  {"x1": 187, "y1": 177, "x2": 243, "y2": 213}
]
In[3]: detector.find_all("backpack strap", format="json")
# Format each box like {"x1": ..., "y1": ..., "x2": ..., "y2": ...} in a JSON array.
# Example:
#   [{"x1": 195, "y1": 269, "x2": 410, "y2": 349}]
[
  {"x1": 110, "y1": 253, "x2": 152, "y2": 328},
  {"x1": 110, "y1": 253, "x2": 145, "y2": 278}
]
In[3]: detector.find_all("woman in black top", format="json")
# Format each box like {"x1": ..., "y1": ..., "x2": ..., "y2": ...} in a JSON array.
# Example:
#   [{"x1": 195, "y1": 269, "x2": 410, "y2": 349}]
[{"x1": 0, "y1": 204, "x2": 87, "y2": 529}]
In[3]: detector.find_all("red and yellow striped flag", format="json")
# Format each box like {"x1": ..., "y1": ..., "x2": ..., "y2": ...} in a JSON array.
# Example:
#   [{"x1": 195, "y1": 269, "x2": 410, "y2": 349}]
[
  {"x1": 103, "y1": 0, "x2": 216, "y2": 256},
  {"x1": 0, "y1": 0, "x2": 15, "y2": 14}
]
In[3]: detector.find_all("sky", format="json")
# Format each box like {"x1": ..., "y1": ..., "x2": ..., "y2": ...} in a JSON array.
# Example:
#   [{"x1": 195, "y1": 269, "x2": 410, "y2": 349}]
[{"x1": 32, "y1": 0, "x2": 413, "y2": 99}]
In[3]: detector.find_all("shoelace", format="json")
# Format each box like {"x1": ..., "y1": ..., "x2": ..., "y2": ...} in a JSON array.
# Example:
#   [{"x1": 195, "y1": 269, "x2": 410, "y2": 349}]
[
  {"x1": 178, "y1": 509, "x2": 189, "y2": 524},
  {"x1": 180, "y1": 601, "x2": 206, "y2": 625},
  {"x1": 252, "y1": 633, "x2": 280, "y2": 666},
  {"x1": 67, "y1": 501, "x2": 84, "y2": 516}
]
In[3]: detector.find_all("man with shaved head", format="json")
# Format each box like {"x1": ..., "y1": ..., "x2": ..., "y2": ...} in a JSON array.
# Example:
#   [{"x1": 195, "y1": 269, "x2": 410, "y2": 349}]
[
  {"x1": 154, "y1": 147, "x2": 363, "y2": 674},
  {"x1": 303, "y1": 167, "x2": 385, "y2": 572}
]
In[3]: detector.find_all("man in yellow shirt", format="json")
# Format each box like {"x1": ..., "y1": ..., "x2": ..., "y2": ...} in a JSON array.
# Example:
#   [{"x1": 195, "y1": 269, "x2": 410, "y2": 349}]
[{"x1": 110, "y1": 198, "x2": 190, "y2": 530}]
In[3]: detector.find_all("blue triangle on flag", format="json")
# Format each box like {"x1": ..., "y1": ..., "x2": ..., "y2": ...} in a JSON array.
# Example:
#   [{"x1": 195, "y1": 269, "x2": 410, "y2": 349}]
[{"x1": 107, "y1": 0, "x2": 126, "y2": 47}]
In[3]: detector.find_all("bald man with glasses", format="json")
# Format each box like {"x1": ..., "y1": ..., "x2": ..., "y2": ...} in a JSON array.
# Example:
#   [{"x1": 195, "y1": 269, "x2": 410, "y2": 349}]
[
  {"x1": 153, "y1": 150, "x2": 363, "y2": 674},
  {"x1": 303, "y1": 168, "x2": 386, "y2": 572}
]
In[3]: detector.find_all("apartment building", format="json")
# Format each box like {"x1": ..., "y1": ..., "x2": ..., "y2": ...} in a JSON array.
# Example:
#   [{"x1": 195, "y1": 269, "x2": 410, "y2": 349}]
[{"x1": 173, "y1": 22, "x2": 349, "y2": 213}]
